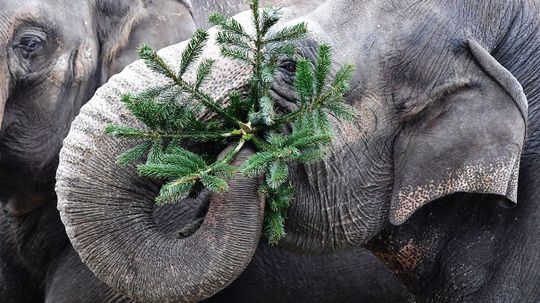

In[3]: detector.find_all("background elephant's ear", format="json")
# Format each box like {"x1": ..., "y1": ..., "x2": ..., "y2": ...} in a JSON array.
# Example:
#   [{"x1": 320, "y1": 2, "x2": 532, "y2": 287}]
[
  {"x1": 93, "y1": 0, "x2": 195, "y2": 81},
  {"x1": 390, "y1": 39, "x2": 528, "y2": 225}
]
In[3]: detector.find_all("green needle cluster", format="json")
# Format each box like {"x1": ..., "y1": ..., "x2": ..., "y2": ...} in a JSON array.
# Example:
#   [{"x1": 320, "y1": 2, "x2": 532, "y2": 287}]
[{"x1": 106, "y1": 0, "x2": 357, "y2": 245}]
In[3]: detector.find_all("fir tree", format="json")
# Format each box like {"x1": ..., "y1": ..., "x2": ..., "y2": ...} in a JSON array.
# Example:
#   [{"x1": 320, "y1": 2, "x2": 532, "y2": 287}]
[{"x1": 106, "y1": 0, "x2": 357, "y2": 245}]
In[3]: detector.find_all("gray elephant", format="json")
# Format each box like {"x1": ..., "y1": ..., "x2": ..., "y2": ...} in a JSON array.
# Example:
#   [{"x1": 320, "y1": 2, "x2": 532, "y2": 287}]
[
  {"x1": 0, "y1": 0, "x2": 195, "y2": 301},
  {"x1": 57, "y1": 0, "x2": 540, "y2": 302},
  {"x1": 0, "y1": 0, "x2": 409, "y2": 302}
]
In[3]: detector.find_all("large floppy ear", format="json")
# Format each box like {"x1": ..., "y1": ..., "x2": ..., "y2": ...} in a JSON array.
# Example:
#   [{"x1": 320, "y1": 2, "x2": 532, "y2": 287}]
[
  {"x1": 390, "y1": 39, "x2": 528, "y2": 225},
  {"x1": 93, "y1": 0, "x2": 195, "y2": 82}
]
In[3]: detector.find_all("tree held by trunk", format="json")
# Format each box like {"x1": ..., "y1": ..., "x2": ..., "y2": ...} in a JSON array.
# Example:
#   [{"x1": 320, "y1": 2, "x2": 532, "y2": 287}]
[{"x1": 106, "y1": 0, "x2": 356, "y2": 245}]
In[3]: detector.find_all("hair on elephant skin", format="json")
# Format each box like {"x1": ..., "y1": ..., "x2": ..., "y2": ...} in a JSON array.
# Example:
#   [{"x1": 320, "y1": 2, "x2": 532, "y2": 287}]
[
  {"x1": 0, "y1": 0, "x2": 410, "y2": 302},
  {"x1": 56, "y1": 0, "x2": 540, "y2": 302}
]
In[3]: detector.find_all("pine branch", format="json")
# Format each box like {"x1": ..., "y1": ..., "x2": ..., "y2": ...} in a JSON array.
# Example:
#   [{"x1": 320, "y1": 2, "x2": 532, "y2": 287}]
[
  {"x1": 179, "y1": 29, "x2": 209, "y2": 76},
  {"x1": 315, "y1": 44, "x2": 332, "y2": 96},
  {"x1": 107, "y1": 0, "x2": 356, "y2": 246},
  {"x1": 156, "y1": 178, "x2": 196, "y2": 204},
  {"x1": 116, "y1": 142, "x2": 152, "y2": 166},
  {"x1": 147, "y1": 140, "x2": 165, "y2": 164},
  {"x1": 195, "y1": 59, "x2": 215, "y2": 89},
  {"x1": 216, "y1": 32, "x2": 252, "y2": 50},
  {"x1": 209, "y1": 13, "x2": 250, "y2": 38},
  {"x1": 241, "y1": 150, "x2": 276, "y2": 176},
  {"x1": 294, "y1": 59, "x2": 314, "y2": 104},
  {"x1": 172, "y1": 72, "x2": 240, "y2": 127},
  {"x1": 265, "y1": 22, "x2": 309, "y2": 43},
  {"x1": 258, "y1": 95, "x2": 275, "y2": 125},
  {"x1": 138, "y1": 44, "x2": 176, "y2": 79},
  {"x1": 106, "y1": 125, "x2": 239, "y2": 141},
  {"x1": 139, "y1": 43, "x2": 240, "y2": 127},
  {"x1": 267, "y1": 160, "x2": 288, "y2": 189},
  {"x1": 261, "y1": 7, "x2": 281, "y2": 35},
  {"x1": 264, "y1": 184, "x2": 293, "y2": 245},
  {"x1": 266, "y1": 44, "x2": 297, "y2": 58},
  {"x1": 333, "y1": 64, "x2": 355, "y2": 93},
  {"x1": 200, "y1": 174, "x2": 229, "y2": 192},
  {"x1": 220, "y1": 46, "x2": 252, "y2": 63}
]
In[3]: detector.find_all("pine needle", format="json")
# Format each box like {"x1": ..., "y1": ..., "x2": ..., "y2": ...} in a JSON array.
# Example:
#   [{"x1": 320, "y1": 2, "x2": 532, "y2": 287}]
[{"x1": 107, "y1": 0, "x2": 356, "y2": 246}]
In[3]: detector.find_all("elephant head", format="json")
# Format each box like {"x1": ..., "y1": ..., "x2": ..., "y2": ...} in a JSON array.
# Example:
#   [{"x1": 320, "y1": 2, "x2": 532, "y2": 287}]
[
  {"x1": 0, "y1": 0, "x2": 195, "y2": 216},
  {"x1": 56, "y1": 1, "x2": 529, "y2": 302},
  {"x1": 263, "y1": 0, "x2": 525, "y2": 251}
]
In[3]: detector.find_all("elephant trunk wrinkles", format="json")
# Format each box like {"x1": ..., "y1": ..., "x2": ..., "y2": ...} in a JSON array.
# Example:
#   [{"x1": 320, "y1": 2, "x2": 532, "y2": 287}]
[
  {"x1": 56, "y1": 28, "x2": 264, "y2": 303},
  {"x1": 57, "y1": 126, "x2": 264, "y2": 303}
]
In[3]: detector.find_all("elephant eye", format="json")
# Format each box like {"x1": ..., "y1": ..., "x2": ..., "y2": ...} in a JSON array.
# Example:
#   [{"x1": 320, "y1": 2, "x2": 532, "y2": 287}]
[
  {"x1": 16, "y1": 36, "x2": 45, "y2": 58},
  {"x1": 280, "y1": 60, "x2": 297, "y2": 74}
]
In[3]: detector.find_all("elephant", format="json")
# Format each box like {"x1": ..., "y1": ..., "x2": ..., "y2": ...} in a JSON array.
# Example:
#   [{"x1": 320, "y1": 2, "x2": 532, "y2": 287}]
[
  {"x1": 0, "y1": 0, "x2": 195, "y2": 301},
  {"x1": 56, "y1": 0, "x2": 540, "y2": 302},
  {"x1": 0, "y1": 0, "x2": 410, "y2": 302}
]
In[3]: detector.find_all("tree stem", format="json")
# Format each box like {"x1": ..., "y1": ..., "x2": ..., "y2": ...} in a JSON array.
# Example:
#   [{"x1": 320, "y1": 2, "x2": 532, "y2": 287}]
[
  {"x1": 171, "y1": 75, "x2": 241, "y2": 127},
  {"x1": 116, "y1": 129, "x2": 242, "y2": 141},
  {"x1": 221, "y1": 137, "x2": 247, "y2": 164}
]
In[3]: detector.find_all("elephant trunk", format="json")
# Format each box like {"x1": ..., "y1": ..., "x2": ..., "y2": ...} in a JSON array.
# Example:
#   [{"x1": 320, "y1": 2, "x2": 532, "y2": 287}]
[{"x1": 56, "y1": 29, "x2": 264, "y2": 303}]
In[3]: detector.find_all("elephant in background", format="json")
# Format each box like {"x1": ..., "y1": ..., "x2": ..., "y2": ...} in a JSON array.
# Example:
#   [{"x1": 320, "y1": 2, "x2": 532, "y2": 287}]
[
  {"x1": 57, "y1": 0, "x2": 540, "y2": 302},
  {"x1": 0, "y1": 0, "x2": 409, "y2": 302},
  {"x1": 0, "y1": 0, "x2": 195, "y2": 301}
]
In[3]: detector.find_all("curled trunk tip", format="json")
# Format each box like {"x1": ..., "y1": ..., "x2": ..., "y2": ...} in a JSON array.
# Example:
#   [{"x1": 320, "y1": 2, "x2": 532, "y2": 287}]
[{"x1": 56, "y1": 36, "x2": 264, "y2": 303}]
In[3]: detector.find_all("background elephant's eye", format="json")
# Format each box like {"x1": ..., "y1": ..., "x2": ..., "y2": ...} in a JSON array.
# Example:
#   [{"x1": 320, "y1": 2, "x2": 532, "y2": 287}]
[
  {"x1": 280, "y1": 60, "x2": 297, "y2": 73},
  {"x1": 10, "y1": 27, "x2": 54, "y2": 81},
  {"x1": 16, "y1": 36, "x2": 45, "y2": 58}
]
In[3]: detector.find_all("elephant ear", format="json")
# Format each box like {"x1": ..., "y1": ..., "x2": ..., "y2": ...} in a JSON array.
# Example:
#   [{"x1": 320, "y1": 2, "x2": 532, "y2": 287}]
[
  {"x1": 390, "y1": 39, "x2": 528, "y2": 225},
  {"x1": 93, "y1": 0, "x2": 195, "y2": 81}
]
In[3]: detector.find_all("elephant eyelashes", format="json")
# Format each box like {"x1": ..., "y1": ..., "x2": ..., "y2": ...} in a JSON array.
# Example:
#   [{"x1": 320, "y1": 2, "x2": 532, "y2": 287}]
[
  {"x1": 12, "y1": 28, "x2": 50, "y2": 61},
  {"x1": 17, "y1": 36, "x2": 44, "y2": 58}
]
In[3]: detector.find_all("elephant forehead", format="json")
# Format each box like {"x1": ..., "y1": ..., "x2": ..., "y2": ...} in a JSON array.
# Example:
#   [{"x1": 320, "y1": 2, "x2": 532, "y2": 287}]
[{"x1": 0, "y1": 0, "x2": 91, "y2": 37}]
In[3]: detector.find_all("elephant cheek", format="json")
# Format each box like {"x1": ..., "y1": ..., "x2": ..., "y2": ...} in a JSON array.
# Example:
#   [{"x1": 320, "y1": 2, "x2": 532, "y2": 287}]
[
  {"x1": 46, "y1": 39, "x2": 98, "y2": 113},
  {"x1": 51, "y1": 39, "x2": 98, "y2": 89},
  {"x1": 72, "y1": 38, "x2": 99, "y2": 85},
  {"x1": 352, "y1": 94, "x2": 388, "y2": 139}
]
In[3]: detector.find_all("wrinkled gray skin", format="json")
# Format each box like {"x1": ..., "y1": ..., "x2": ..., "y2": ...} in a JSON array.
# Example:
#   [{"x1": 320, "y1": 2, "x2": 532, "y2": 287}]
[
  {"x1": 156, "y1": 195, "x2": 410, "y2": 303},
  {"x1": 0, "y1": 0, "x2": 409, "y2": 302},
  {"x1": 57, "y1": 0, "x2": 540, "y2": 302},
  {"x1": 264, "y1": 0, "x2": 540, "y2": 301}
]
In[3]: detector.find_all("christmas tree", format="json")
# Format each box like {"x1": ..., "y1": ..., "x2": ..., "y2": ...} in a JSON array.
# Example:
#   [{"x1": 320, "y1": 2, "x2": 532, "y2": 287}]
[{"x1": 106, "y1": 0, "x2": 356, "y2": 245}]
